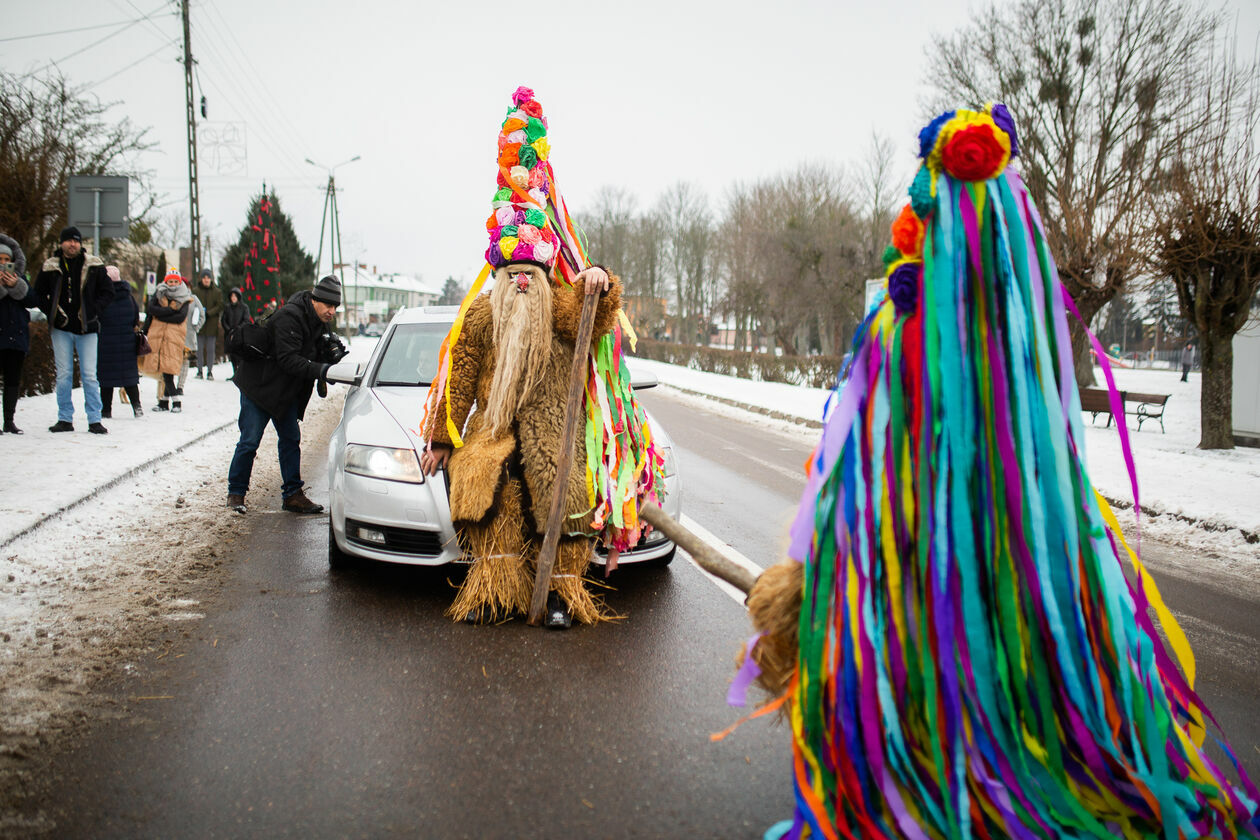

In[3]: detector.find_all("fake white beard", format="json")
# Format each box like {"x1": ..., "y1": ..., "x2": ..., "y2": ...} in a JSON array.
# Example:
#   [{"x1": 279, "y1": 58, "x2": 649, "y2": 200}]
[{"x1": 483, "y1": 266, "x2": 553, "y2": 437}]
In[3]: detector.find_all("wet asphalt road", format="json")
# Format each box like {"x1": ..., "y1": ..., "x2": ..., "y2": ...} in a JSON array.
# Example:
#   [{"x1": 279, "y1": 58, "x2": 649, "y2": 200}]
[{"x1": 27, "y1": 388, "x2": 1260, "y2": 837}]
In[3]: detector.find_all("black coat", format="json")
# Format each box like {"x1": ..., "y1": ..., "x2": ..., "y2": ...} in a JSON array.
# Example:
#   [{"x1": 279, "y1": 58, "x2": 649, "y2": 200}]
[
  {"x1": 220, "y1": 288, "x2": 252, "y2": 332},
  {"x1": 233, "y1": 290, "x2": 329, "y2": 420},
  {"x1": 33, "y1": 250, "x2": 113, "y2": 334},
  {"x1": 97, "y1": 280, "x2": 141, "y2": 387},
  {"x1": 0, "y1": 276, "x2": 36, "y2": 353}
]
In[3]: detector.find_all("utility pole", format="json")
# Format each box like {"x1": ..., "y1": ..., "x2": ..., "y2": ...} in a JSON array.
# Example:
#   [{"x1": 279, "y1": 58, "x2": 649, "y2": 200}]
[
  {"x1": 306, "y1": 155, "x2": 360, "y2": 341},
  {"x1": 181, "y1": 0, "x2": 202, "y2": 275}
]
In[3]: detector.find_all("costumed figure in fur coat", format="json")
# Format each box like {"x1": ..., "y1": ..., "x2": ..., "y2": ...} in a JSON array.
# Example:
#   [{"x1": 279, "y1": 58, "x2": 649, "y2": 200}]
[
  {"x1": 730, "y1": 105, "x2": 1260, "y2": 839},
  {"x1": 420, "y1": 86, "x2": 666, "y2": 629}
]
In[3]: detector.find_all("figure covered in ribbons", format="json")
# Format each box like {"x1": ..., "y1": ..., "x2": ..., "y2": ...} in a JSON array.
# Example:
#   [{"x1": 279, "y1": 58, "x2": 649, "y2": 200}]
[
  {"x1": 419, "y1": 86, "x2": 665, "y2": 629},
  {"x1": 737, "y1": 105, "x2": 1260, "y2": 839}
]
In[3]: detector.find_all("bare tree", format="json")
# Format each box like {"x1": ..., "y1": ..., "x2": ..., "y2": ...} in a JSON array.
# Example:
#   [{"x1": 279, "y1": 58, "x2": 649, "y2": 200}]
[
  {"x1": 0, "y1": 70, "x2": 154, "y2": 267},
  {"x1": 1150, "y1": 40, "x2": 1260, "y2": 449},
  {"x1": 576, "y1": 185, "x2": 638, "y2": 279},
  {"x1": 656, "y1": 182, "x2": 714, "y2": 344},
  {"x1": 927, "y1": 0, "x2": 1225, "y2": 386}
]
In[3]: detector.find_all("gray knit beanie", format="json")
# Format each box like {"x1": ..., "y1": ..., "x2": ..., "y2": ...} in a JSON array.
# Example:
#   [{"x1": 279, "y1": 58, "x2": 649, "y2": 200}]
[{"x1": 311, "y1": 275, "x2": 342, "y2": 305}]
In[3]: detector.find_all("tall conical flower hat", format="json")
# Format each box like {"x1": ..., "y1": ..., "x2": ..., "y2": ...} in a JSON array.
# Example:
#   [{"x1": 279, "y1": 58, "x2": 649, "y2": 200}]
[{"x1": 484, "y1": 86, "x2": 560, "y2": 272}]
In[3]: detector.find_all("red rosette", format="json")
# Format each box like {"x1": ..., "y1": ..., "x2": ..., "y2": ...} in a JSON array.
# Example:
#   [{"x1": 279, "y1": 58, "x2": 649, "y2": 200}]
[
  {"x1": 521, "y1": 100, "x2": 543, "y2": 119},
  {"x1": 890, "y1": 204, "x2": 924, "y2": 257},
  {"x1": 941, "y1": 123, "x2": 1007, "y2": 182}
]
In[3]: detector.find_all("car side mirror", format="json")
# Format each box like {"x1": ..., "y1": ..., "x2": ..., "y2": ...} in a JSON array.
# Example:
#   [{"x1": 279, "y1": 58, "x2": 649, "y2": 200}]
[
  {"x1": 629, "y1": 371, "x2": 658, "y2": 391},
  {"x1": 325, "y1": 361, "x2": 363, "y2": 385}
]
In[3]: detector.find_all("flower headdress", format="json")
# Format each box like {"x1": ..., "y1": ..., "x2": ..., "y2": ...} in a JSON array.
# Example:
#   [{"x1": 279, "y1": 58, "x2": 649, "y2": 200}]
[{"x1": 484, "y1": 87, "x2": 561, "y2": 272}]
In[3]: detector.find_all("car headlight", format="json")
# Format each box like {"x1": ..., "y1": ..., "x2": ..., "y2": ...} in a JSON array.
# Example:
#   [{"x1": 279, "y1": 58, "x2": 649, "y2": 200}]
[
  {"x1": 344, "y1": 444, "x2": 424, "y2": 484},
  {"x1": 662, "y1": 445, "x2": 678, "y2": 478}
]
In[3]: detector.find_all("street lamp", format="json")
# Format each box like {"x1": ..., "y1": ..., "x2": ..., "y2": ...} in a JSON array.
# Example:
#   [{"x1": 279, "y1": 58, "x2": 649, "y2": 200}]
[{"x1": 306, "y1": 155, "x2": 360, "y2": 341}]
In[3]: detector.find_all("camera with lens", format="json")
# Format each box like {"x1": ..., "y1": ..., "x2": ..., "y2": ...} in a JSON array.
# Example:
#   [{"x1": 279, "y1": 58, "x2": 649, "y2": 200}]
[{"x1": 315, "y1": 331, "x2": 348, "y2": 364}]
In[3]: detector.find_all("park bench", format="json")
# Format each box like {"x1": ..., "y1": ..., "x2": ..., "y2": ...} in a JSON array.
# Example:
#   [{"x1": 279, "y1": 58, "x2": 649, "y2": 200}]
[{"x1": 1080, "y1": 388, "x2": 1170, "y2": 433}]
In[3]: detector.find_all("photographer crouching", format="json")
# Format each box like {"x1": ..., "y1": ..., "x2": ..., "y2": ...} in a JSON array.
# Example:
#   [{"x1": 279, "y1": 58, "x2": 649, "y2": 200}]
[{"x1": 225, "y1": 275, "x2": 347, "y2": 515}]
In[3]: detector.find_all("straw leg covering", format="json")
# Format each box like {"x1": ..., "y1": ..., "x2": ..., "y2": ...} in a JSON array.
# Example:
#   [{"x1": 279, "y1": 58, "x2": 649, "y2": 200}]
[
  {"x1": 447, "y1": 476, "x2": 534, "y2": 622},
  {"x1": 549, "y1": 536, "x2": 615, "y2": 625}
]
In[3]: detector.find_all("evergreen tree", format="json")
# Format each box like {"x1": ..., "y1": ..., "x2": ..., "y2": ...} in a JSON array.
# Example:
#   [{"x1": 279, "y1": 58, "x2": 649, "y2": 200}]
[
  {"x1": 220, "y1": 189, "x2": 315, "y2": 317},
  {"x1": 438, "y1": 276, "x2": 466, "y2": 305}
]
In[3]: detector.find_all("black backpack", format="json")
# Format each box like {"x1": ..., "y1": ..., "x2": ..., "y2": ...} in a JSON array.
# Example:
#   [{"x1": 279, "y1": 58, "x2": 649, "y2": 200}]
[{"x1": 226, "y1": 316, "x2": 273, "y2": 360}]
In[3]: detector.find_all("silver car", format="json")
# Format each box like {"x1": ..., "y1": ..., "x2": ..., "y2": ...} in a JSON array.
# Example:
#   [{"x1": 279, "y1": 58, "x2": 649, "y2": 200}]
[{"x1": 325, "y1": 305, "x2": 682, "y2": 570}]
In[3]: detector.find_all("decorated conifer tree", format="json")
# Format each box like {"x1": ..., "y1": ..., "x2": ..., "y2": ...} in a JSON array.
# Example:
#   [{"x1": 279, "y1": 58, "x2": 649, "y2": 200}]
[{"x1": 220, "y1": 187, "x2": 316, "y2": 318}]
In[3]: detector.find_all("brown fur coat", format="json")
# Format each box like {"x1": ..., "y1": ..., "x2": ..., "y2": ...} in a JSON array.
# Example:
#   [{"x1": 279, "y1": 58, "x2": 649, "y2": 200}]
[{"x1": 433, "y1": 276, "x2": 623, "y2": 535}]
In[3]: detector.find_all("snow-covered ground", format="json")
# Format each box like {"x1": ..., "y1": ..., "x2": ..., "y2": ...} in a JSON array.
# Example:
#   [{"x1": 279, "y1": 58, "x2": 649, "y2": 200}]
[{"x1": 0, "y1": 343, "x2": 1256, "y2": 816}]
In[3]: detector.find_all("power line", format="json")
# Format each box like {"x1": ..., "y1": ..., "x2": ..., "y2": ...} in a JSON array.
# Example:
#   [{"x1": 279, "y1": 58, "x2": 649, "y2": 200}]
[
  {"x1": 0, "y1": 18, "x2": 144, "y2": 42},
  {"x1": 82, "y1": 37, "x2": 181, "y2": 93},
  {"x1": 194, "y1": 2, "x2": 311, "y2": 156},
  {"x1": 182, "y1": 29, "x2": 311, "y2": 183},
  {"x1": 21, "y1": 2, "x2": 175, "y2": 78}
]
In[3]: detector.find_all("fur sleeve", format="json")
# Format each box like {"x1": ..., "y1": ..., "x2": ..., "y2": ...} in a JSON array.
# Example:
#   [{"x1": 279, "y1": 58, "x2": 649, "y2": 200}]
[
  {"x1": 551, "y1": 271, "x2": 623, "y2": 346},
  {"x1": 432, "y1": 295, "x2": 492, "y2": 448}
]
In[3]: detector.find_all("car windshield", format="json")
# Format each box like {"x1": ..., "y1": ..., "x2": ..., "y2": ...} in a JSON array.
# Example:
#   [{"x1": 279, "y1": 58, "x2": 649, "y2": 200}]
[{"x1": 372, "y1": 321, "x2": 452, "y2": 386}]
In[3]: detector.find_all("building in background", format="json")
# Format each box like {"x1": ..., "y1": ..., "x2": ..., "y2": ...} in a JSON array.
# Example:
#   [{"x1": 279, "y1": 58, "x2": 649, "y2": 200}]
[{"x1": 339, "y1": 265, "x2": 442, "y2": 329}]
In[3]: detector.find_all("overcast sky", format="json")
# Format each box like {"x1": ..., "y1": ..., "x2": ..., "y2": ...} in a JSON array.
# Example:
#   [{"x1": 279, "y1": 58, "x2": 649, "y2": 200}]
[{"x1": 4, "y1": 0, "x2": 1259, "y2": 288}]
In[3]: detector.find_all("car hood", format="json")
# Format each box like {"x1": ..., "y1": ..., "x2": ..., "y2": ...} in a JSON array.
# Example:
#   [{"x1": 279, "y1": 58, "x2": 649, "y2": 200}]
[{"x1": 342, "y1": 385, "x2": 430, "y2": 452}]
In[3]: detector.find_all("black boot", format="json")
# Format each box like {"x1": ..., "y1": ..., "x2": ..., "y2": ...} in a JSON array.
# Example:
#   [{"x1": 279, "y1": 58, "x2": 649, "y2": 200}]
[
  {"x1": 153, "y1": 400, "x2": 170, "y2": 412},
  {"x1": 544, "y1": 592, "x2": 572, "y2": 630},
  {"x1": 3, "y1": 419, "x2": 20, "y2": 435}
]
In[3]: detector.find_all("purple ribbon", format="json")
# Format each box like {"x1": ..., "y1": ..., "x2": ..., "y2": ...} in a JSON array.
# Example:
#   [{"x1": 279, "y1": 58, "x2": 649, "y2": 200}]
[{"x1": 727, "y1": 631, "x2": 765, "y2": 707}]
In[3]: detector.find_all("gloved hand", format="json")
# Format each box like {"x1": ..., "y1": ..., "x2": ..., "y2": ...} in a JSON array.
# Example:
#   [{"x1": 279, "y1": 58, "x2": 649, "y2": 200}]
[{"x1": 316, "y1": 364, "x2": 330, "y2": 398}]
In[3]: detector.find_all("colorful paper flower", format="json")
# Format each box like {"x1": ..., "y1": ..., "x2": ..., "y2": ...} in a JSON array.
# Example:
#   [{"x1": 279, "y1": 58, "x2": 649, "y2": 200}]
[
  {"x1": 517, "y1": 224, "x2": 542, "y2": 245},
  {"x1": 891, "y1": 204, "x2": 924, "y2": 257},
  {"x1": 919, "y1": 110, "x2": 956, "y2": 159},
  {"x1": 941, "y1": 122, "x2": 1009, "y2": 181},
  {"x1": 888, "y1": 262, "x2": 920, "y2": 314},
  {"x1": 512, "y1": 86, "x2": 534, "y2": 107},
  {"x1": 518, "y1": 144, "x2": 538, "y2": 169},
  {"x1": 498, "y1": 145, "x2": 520, "y2": 168},
  {"x1": 524, "y1": 118, "x2": 546, "y2": 144},
  {"x1": 989, "y1": 102, "x2": 1019, "y2": 156},
  {"x1": 498, "y1": 236, "x2": 519, "y2": 261},
  {"x1": 521, "y1": 99, "x2": 543, "y2": 119},
  {"x1": 909, "y1": 166, "x2": 934, "y2": 218}
]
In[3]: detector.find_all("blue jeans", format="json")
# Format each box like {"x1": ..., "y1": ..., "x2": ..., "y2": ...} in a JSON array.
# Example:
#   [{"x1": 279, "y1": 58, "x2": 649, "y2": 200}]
[
  {"x1": 227, "y1": 393, "x2": 303, "y2": 499},
  {"x1": 50, "y1": 328, "x2": 102, "y2": 424}
]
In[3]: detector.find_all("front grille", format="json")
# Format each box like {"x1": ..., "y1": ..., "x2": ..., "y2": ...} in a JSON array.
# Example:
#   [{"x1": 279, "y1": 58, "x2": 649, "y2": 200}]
[{"x1": 345, "y1": 519, "x2": 443, "y2": 556}]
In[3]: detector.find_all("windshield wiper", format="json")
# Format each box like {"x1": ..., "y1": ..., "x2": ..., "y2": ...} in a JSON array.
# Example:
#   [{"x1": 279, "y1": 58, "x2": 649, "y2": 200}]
[{"x1": 374, "y1": 380, "x2": 430, "y2": 387}]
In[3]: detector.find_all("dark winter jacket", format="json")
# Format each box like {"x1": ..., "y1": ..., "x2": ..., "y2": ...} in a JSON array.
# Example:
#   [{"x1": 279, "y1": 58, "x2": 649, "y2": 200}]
[
  {"x1": 233, "y1": 290, "x2": 330, "y2": 420},
  {"x1": 192, "y1": 281, "x2": 223, "y2": 336},
  {"x1": 220, "y1": 288, "x2": 252, "y2": 333},
  {"x1": 33, "y1": 248, "x2": 113, "y2": 334},
  {"x1": 97, "y1": 279, "x2": 142, "y2": 388},
  {"x1": 0, "y1": 235, "x2": 35, "y2": 353}
]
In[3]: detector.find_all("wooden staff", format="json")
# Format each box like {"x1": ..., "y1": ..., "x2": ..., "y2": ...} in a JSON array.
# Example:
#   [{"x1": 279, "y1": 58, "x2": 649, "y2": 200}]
[
  {"x1": 638, "y1": 503, "x2": 756, "y2": 595},
  {"x1": 526, "y1": 291, "x2": 600, "y2": 625}
]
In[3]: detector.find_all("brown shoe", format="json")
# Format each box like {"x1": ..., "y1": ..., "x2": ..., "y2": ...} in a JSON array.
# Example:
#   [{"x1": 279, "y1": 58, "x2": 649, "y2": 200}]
[
  {"x1": 282, "y1": 491, "x2": 324, "y2": 515},
  {"x1": 226, "y1": 494, "x2": 247, "y2": 513}
]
